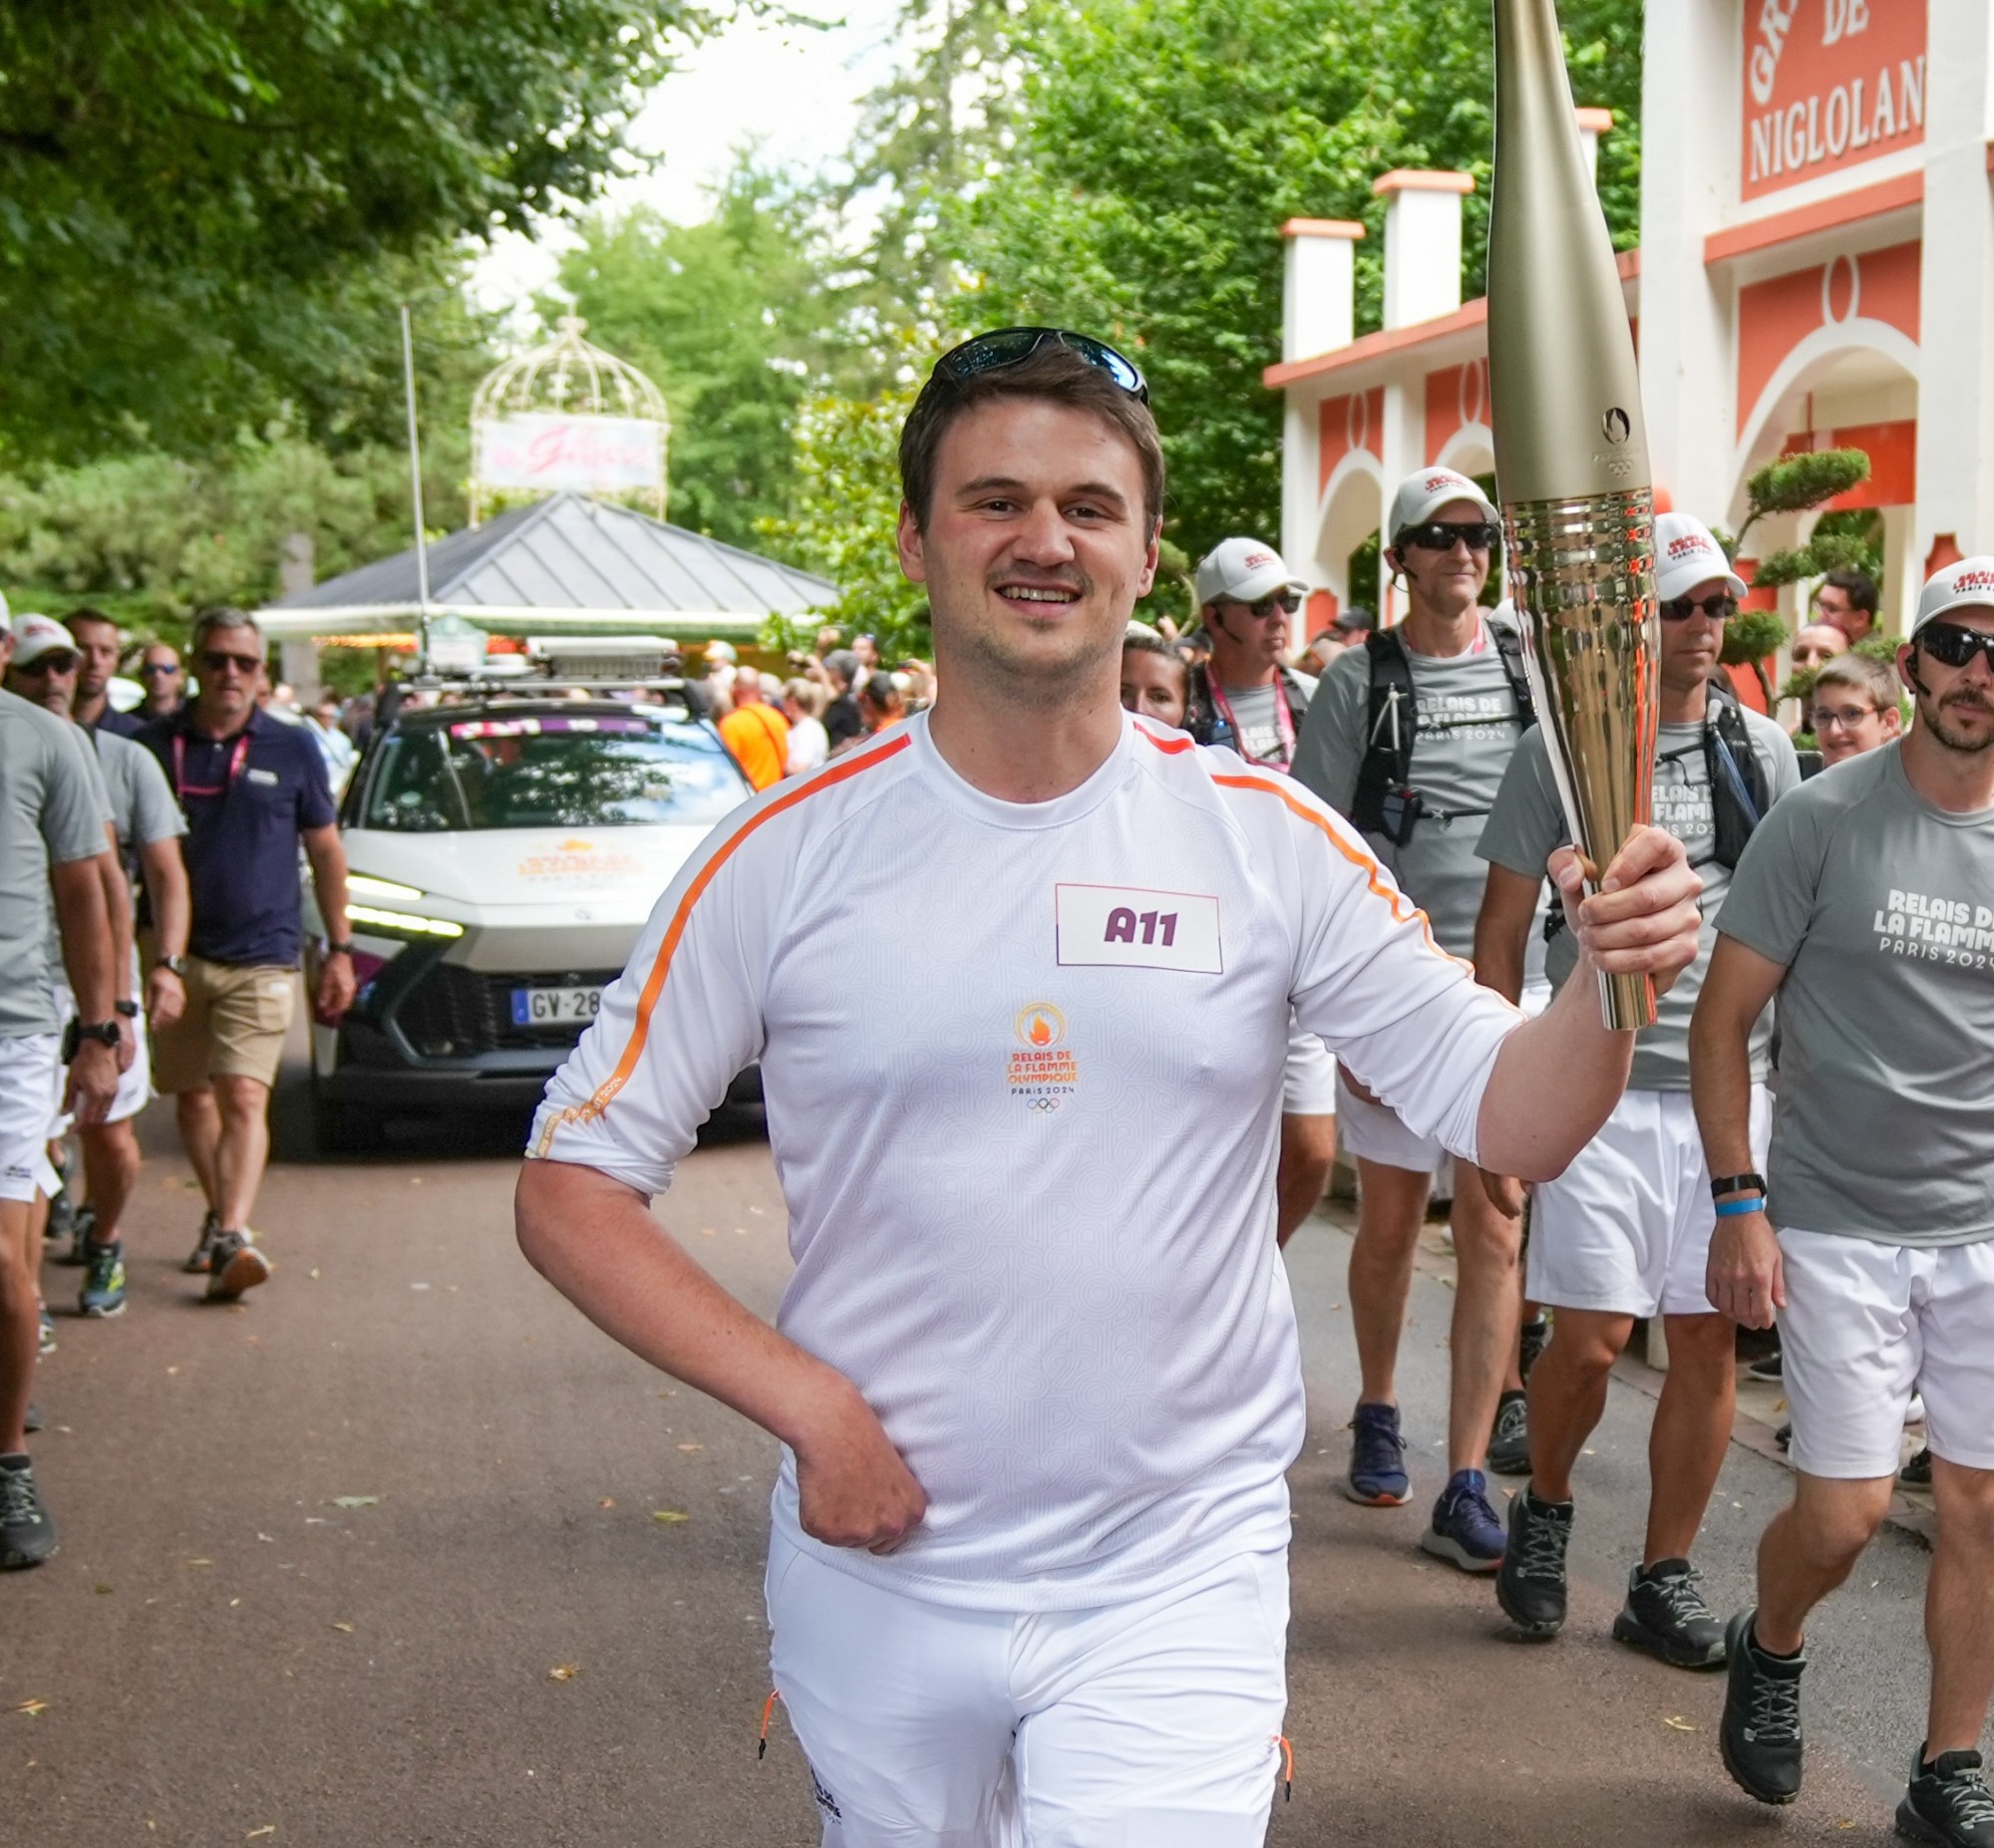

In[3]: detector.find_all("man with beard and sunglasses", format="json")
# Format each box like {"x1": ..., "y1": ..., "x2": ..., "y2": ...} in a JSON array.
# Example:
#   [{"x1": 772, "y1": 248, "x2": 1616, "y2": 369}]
[
  {"x1": 1290, "y1": 466, "x2": 1547, "y2": 1574},
  {"x1": 516, "y1": 327, "x2": 1703, "y2": 1845},
  {"x1": 1692, "y1": 557, "x2": 1994, "y2": 1843},
  {"x1": 1476, "y1": 515, "x2": 1799, "y2": 1667},
  {"x1": 137, "y1": 610, "x2": 355, "y2": 1302}
]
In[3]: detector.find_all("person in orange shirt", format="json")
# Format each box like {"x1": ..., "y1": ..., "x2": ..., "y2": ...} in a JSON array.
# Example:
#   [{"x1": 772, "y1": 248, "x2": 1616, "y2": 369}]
[{"x1": 717, "y1": 670, "x2": 792, "y2": 790}]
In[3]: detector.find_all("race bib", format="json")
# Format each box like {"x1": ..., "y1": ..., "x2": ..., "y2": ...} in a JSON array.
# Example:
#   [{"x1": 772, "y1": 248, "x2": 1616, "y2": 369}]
[{"x1": 1055, "y1": 883, "x2": 1222, "y2": 974}]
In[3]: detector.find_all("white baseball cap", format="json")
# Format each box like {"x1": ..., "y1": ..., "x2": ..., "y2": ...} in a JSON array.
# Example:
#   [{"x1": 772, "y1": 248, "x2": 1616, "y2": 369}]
[
  {"x1": 1388, "y1": 467, "x2": 1498, "y2": 541},
  {"x1": 706, "y1": 639, "x2": 739, "y2": 664},
  {"x1": 1653, "y1": 512, "x2": 1749, "y2": 604},
  {"x1": 1194, "y1": 537, "x2": 1307, "y2": 609},
  {"x1": 9, "y1": 614, "x2": 77, "y2": 668},
  {"x1": 1912, "y1": 555, "x2": 1994, "y2": 638}
]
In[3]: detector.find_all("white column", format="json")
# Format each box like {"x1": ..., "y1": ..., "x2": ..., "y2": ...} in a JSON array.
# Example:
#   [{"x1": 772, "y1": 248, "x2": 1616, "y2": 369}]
[
  {"x1": 1915, "y1": 3, "x2": 1994, "y2": 563},
  {"x1": 1636, "y1": 0, "x2": 1735, "y2": 525},
  {"x1": 1281, "y1": 218, "x2": 1364, "y2": 363},
  {"x1": 1281, "y1": 395, "x2": 1322, "y2": 590},
  {"x1": 1575, "y1": 107, "x2": 1613, "y2": 185},
  {"x1": 1373, "y1": 170, "x2": 1474, "y2": 329},
  {"x1": 1378, "y1": 379, "x2": 1428, "y2": 627}
]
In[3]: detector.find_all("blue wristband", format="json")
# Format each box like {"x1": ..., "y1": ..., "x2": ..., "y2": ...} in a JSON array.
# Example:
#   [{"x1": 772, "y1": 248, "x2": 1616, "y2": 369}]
[{"x1": 1714, "y1": 1196, "x2": 1767, "y2": 1218}]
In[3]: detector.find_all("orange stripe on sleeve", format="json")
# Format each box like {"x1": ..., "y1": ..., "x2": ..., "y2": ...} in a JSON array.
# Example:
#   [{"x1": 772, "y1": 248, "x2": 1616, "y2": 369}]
[{"x1": 530, "y1": 734, "x2": 912, "y2": 1156}]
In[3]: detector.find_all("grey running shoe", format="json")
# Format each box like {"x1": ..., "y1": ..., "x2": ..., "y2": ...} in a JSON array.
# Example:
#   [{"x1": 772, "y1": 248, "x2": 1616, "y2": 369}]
[
  {"x1": 183, "y1": 1210, "x2": 221, "y2": 1274},
  {"x1": 57, "y1": 1203, "x2": 96, "y2": 1266},
  {"x1": 1496, "y1": 1488, "x2": 1570, "y2": 1637},
  {"x1": 205, "y1": 1232, "x2": 271, "y2": 1302},
  {"x1": 1720, "y1": 1610, "x2": 1805, "y2": 1805},
  {"x1": 38, "y1": 1310, "x2": 55, "y2": 1357},
  {"x1": 1518, "y1": 1315, "x2": 1550, "y2": 1383},
  {"x1": 1612, "y1": 1558, "x2": 1727, "y2": 1670},
  {"x1": 0, "y1": 1454, "x2": 58, "y2": 1569},
  {"x1": 79, "y1": 1239, "x2": 128, "y2": 1319},
  {"x1": 1899, "y1": 1747, "x2": 1994, "y2": 1847},
  {"x1": 1488, "y1": 1389, "x2": 1531, "y2": 1476}
]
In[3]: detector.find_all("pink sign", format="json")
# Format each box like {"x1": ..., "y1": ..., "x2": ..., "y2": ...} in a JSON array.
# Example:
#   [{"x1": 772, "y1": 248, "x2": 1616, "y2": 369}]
[{"x1": 479, "y1": 414, "x2": 663, "y2": 492}]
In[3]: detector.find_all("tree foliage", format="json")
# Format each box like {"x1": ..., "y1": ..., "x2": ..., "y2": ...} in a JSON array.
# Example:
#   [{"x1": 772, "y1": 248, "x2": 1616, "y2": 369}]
[
  {"x1": 943, "y1": 0, "x2": 1644, "y2": 548},
  {"x1": 0, "y1": 0, "x2": 701, "y2": 462}
]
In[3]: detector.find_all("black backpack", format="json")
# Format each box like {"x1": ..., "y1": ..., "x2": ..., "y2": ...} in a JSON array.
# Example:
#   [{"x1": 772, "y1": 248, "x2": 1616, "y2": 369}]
[{"x1": 1349, "y1": 620, "x2": 1535, "y2": 845}]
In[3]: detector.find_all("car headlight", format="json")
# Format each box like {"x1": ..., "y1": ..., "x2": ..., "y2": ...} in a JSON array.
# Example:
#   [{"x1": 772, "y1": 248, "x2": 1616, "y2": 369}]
[
  {"x1": 347, "y1": 902, "x2": 465, "y2": 940},
  {"x1": 349, "y1": 872, "x2": 427, "y2": 902}
]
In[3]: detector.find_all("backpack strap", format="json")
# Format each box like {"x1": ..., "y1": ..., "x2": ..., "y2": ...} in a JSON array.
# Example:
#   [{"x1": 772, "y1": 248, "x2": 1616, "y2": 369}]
[
  {"x1": 1704, "y1": 674, "x2": 1770, "y2": 869},
  {"x1": 1349, "y1": 630, "x2": 1416, "y2": 834},
  {"x1": 1489, "y1": 618, "x2": 1536, "y2": 727}
]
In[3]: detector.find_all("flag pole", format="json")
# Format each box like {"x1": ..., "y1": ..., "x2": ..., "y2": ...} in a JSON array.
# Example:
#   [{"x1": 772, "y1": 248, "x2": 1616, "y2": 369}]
[{"x1": 400, "y1": 302, "x2": 434, "y2": 669}]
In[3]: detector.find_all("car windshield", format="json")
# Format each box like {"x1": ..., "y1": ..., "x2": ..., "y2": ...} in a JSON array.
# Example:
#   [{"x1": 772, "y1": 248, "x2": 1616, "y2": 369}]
[{"x1": 361, "y1": 712, "x2": 746, "y2": 831}]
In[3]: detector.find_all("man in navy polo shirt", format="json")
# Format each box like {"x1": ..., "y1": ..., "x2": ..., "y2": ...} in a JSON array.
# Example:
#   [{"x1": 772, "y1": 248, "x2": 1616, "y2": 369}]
[{"x1": 139, "y1": 610, "x2": 355, "y2": 1301}]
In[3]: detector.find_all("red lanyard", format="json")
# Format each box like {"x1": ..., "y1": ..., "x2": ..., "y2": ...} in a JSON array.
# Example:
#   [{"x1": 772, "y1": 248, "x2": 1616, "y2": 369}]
[
  {"x1": 171, "y1": 731, "x2": 251, "y2": 800},
  {"x1": 1208, "y1": 676, "x2": 1297, "y2": 771}
]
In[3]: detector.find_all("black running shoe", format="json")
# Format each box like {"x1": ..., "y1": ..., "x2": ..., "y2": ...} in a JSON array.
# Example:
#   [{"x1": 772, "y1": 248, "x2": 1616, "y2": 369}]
[
  {"x1": 1775, "y1": 1420, "x2": 1793, "y2": 1452},
  {"x1": 183, "y1": 1210, "x2": 220, "y2": 1274},
  {"x1": 56, "y1": 1203, "x2": 96, "y2": 1267},
  {"x1": 1488, "y1": 1388, "x2": 1531, "y2": 1476},
  {"x1": 1612, "y1": 1558, "x2": 1727, "y2": 1670},
  {"x1": 1747, "y1": 1348, "x2": 1783, "y2": 1382},
  {"x1": 0, "y1": 1454, "x2": 58, "y2": 1569},
  {"x1": 1518, "y1": 1315, "x2": 1550, "y2": 1384},
  {"x1": 1720, "y1": 1610, "x2": 1805, "y2": 1804},
  {"x1": 79, "y1": 1239, "x2": 127, "y2": 1319},
  {"x1": 204, "y1": 1232, "x2": 271, "y2": 1302},
  {"x1": 1496, "y1": 1488, "x2": 1571, "y2": 1637},
  {"x1": 44, "y1": 1167, "x2": 74, "y2": 1244},
  {"x1": 1901, "y1": 1446, "x2": 1933, "y2": 1488},
  {"x1": 1899, "y1": 1747, "x2": 1994, "y2": 1846}
]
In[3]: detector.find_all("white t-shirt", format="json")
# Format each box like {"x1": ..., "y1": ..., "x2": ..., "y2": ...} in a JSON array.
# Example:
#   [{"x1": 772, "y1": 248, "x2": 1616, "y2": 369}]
[
  {"x1": 785, "y1": 714, "x2": 830, "y2": 775},
  {"x1": 529, "y1": 711, "x2": 1521, "y2": 1611}
]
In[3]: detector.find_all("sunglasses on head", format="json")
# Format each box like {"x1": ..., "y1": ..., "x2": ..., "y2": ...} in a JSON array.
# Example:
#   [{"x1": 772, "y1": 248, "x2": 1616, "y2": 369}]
[
  {"x1": 1917, "y1": 621, "x2": 1994, "y2": 671},
  {"x1": 1660, "y1": 593, "x2": 1738, "y2": 623},
  {"x1": 139, "y1": 662, "x2": 180, "y2": 678},
  {"x1": 198, "y1": 649, "x2": 263, "y2": 675},
  {"x1": 1398, "y1": 520, "x2": 1499, "y2": 555},
  {"x1": 13, "y1": 654, "x2": 76, "y2": 677},
  {"x1": 933, "y1": 327, "x2": 1149, "y2": 404}
]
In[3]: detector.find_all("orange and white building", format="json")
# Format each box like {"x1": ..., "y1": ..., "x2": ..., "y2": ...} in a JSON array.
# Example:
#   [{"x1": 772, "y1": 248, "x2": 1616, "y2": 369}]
[{"x1": 1269, "y1": 1, "x2": 1994, "y2": 668}]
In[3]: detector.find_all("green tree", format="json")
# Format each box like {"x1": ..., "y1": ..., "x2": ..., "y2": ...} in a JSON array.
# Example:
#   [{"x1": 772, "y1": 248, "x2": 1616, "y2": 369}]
[
  {"x1": 0, "y1": 0, "x2": 703, "y2": 462},
  {"x1": 942, "y1": 0, "x2": 1643, "y2": 549},
  {"x1": 553, "y1": 168, "x2": 857, "y2": 550}
]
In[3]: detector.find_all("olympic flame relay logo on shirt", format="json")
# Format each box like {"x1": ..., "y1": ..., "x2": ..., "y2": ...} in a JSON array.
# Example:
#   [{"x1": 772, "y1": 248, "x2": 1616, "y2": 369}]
[{"x1": 1008, "y1": 1002, "x2": 1078, "y2": 1108}]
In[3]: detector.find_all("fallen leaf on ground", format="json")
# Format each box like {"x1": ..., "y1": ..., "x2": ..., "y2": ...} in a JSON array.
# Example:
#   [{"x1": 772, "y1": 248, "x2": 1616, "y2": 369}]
[
  {"x1": 1663, "y1": 1716, "x2": 1697, "y2": 1732},
  {"x1": 548, "y1": 1665, "x2": 580, "y2": 1682},
  {"x1": 651, "y1": 1510, "x2": 691, "y2": 1525},
  {"x1": 598, "y1": 1498, "x2": 616, "y2": 1510},
  {"x1": 330, "y1": 1496, "x2": 380, "y2": 1509},
  {"x1": 14, "y1": 1698, "x2": 48, "y2": 1717},
  {"x1": 332, "y1": 1622, "x2": 354, "y2": 1634},
  {"x1": 185, "y1": 1558, "x2": 214, "y2": 1567},
  {"x1": 245, "y1": 1828, "x2": 275, "y2": 1840},
  {"x1": 309, "y1": 1268, "x2": 320, "y2": 1280},
  {"x1": 676, "y1": 1443, "x2": 703, "y2": 1453},
  {"x1": 94, "y1": 1583, "x2": 112, "y2": 1595}
]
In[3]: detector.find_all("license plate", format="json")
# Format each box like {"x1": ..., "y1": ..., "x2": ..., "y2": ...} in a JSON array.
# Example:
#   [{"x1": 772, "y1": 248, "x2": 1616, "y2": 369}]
[{"x1": 510, "y1": 985, "x2": 602, "y2": 1027}]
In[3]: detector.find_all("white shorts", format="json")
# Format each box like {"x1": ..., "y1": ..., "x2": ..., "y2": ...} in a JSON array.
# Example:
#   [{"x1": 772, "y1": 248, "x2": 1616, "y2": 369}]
[
  {"x1": 1280, "y1": 1016, "x2": 1337, "y2": 1117},
  {"x1": 1779, "y1": 1229, "x2": 1994, "y2": 1478},
  {"x1": 1528, "y1": 1085, "x2": 1773, "y2": 1319},
  {"x1": 0, "y1": 1035, "x2": 65, "y2": 1204},
  {"x1": 766, "y1": 1533, "x2": 1290, "y2": 1847},
  {"x1": 1336, "y1": 978, "x2": 1551, "y2": 1173}
]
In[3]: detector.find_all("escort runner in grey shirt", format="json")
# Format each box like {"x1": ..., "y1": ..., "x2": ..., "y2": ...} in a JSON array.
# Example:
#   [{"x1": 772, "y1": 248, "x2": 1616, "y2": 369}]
[
  {"x1": 92, "y1": 725, "x2": 185, "y2": 882},
  {"x1": 1218, "y1": 672, "x2": 1317, "y2": 767},
  {"x1": 1714, "y1": 742, "x2": 1994, "y2": 1244},
  {"x1": 0, "y1": 689, "x2": 114, "y2": 1038},
  {"x1": 1293, "y1": 623, "x2": 1537, "y2": 965},
  {"x1": 1480, "y1": 710, "x2": 1799, "y2": 1088}
]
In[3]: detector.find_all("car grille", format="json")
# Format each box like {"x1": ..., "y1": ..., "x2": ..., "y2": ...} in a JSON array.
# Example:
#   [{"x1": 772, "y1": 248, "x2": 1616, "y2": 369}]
[{"x1": 391, "y1": 964, "x2": 622, "y2": 1059}]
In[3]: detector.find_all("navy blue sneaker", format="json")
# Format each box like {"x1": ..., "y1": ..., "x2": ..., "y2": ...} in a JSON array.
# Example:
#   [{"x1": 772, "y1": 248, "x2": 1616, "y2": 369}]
[
  {"x1": 1421, "y1": 1467, "x2": 1505, "y2": 1572},
  {"x1": 1344, "y1": 1401, "x2": 1412, "y2": 1506}
]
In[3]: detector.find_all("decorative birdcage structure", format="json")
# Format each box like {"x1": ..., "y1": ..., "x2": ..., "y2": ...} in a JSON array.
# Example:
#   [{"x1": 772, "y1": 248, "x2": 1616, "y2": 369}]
[{"x1": 469, "y1": 316, "x2": 670, "y2": 526}]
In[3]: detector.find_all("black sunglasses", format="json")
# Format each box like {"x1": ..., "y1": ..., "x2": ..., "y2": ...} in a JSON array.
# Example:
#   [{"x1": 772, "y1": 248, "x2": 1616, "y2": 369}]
[
  {"x1": 1917, "y1": 621, "x2": 1994, "y2": 671},
  {"x1": 198, "y1": 649, "x2": 263, "y2": 675},
  {"x1": 1398, "y1": 520, "x2": 1500, "y2": 555},
  {"x1": 12, "y1": 654, "x2": 76, "y2": 677},
  {"x1": 1660, "y1": 594, "x2": 1739, "y2": 623},
  {"x1": 933, "y1": 327, "x2": 1149, "y2": 404},
  {"x1": 139, "y1": 661, "x2": 181, "y2": 678},
  {"x1": 1223, "y1": 590, "x2": 1301, "y2": 619}
]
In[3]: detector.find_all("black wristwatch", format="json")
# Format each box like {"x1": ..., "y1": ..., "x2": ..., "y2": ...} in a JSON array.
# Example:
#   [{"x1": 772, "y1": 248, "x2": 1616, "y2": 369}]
[
  {"x1": 154, "y1": 954, "x2": 187, "y2": 978},
  {"x1": 326, "y1": 939, "x2": 355, "y2": 957},
  {"x1": 1710, "y1": 1171, "x2": 1768, "y2": 1201},
  {"x1": 63, "y1": 1019, "x2": 121, "y2": 1063},
  {"x1": 114, "y1": 999, "x2": 141, "y2": 1020}
]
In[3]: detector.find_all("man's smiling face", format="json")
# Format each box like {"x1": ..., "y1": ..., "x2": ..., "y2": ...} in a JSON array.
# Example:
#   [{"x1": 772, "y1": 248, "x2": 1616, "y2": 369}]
[{"x1": 897, "y1": 398, "x2": 1159, "y2": 700}]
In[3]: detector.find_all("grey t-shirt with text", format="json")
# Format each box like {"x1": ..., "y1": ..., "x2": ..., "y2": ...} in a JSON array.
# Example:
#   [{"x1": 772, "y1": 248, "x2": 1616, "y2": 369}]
[
  {"x1": 1217, "y1": 671, "x2": 1317, "y2": 769},
  {"x1": 0, "y1": 690, "x2": 116, "y2": 1038},
  {"x1": 1292, "y1": 625, "x2": 1538, "y2": 967},
  {"x1": 94, "y1": 725, "x2": 185, "y2": 878},
  {"x1": 1715, "y1": 744, "x2": 1994, "y2": 1245},
  {"x1": 1479, "y1": 706, "x2": 1799, "y2": 1090}
]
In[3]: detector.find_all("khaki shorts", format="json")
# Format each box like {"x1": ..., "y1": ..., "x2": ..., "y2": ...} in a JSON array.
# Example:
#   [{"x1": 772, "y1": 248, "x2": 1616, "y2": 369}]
[{"x1": 152, "y1": 958, "x2": 298, "y2": 1093}]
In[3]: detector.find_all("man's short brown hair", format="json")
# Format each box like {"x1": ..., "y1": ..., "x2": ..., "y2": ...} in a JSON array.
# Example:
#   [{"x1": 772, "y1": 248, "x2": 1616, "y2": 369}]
[
  {"x1": 1813, "y1": 650, "x2": 1898, "y2": 712},
  {"x1": 898, "y1": 340, "x2": 1166, "y2": 536}
]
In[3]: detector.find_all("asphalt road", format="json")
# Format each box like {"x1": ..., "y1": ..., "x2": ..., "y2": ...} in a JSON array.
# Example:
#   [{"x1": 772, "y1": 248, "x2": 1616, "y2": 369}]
[{"x1": 4, "y1": 1080, "x2": 1964, "y2": 1847}]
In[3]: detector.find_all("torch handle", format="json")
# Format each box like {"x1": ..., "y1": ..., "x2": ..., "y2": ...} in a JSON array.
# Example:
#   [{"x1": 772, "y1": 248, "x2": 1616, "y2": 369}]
[{"x1": 1597, "y1": 967, "x2": 1658, "y2": 1033}]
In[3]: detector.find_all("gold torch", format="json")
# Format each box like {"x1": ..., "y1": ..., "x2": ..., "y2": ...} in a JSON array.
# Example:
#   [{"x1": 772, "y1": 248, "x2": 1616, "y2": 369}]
[{"x1": 1489, "y1": 0, "x2": 1659, "y2": 1029}]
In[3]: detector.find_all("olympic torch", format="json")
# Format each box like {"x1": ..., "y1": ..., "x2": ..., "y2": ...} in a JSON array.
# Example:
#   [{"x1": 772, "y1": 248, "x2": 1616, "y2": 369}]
[{"x1": 1489, "y1": 0, "x2": 1659, "y2": 1029}]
